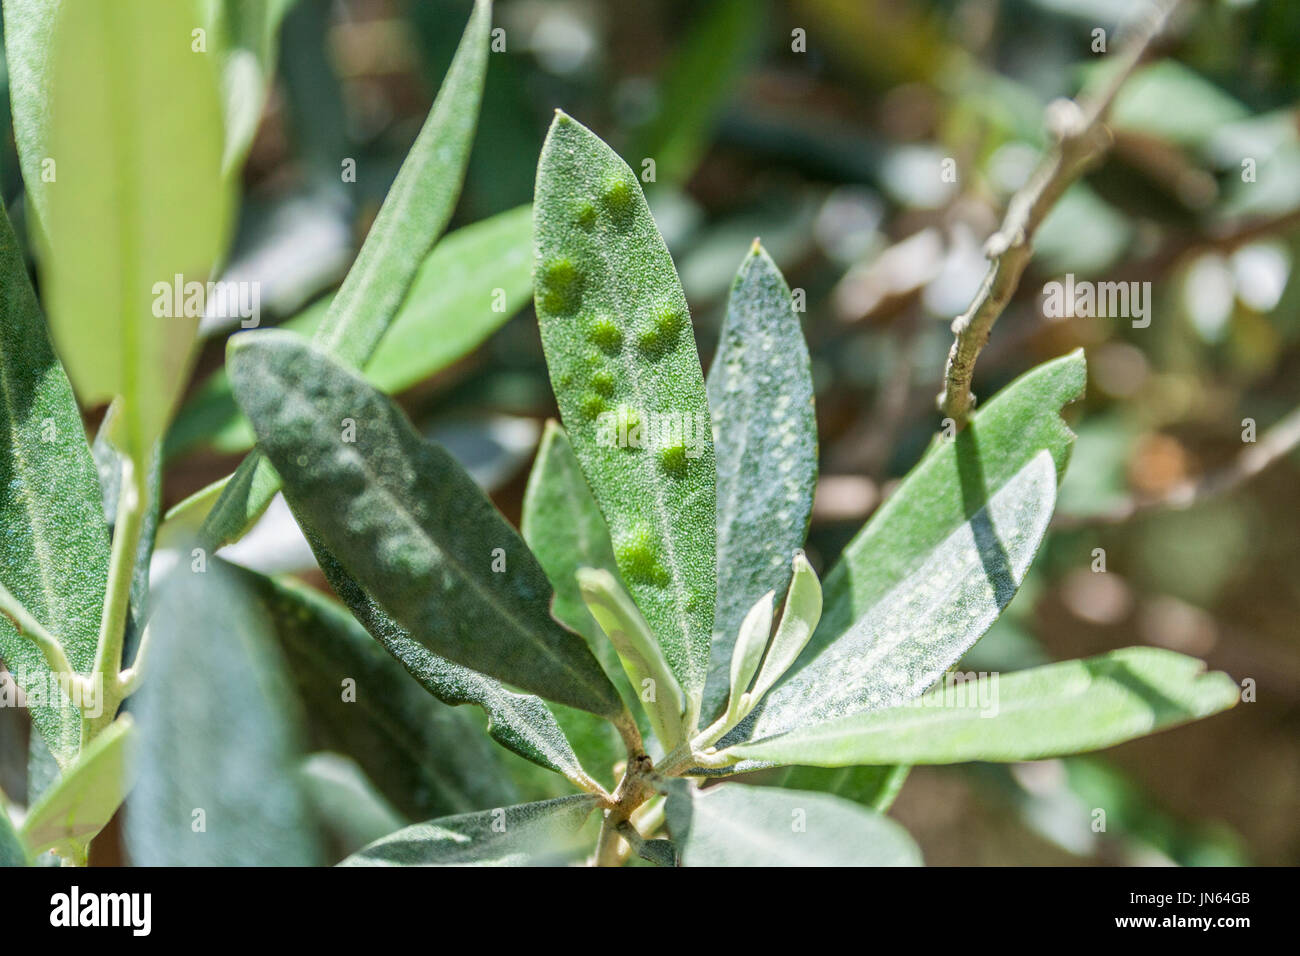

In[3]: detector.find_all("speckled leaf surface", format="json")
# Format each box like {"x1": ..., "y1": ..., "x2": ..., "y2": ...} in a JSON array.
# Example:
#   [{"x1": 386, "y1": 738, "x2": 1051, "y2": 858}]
[
  {"x1": 126, "y1": 561, "x2": 321, "y2": 866},
  {"x1": 0, "y1": 205, "x2": 109, "y2": 769},
  {"x1": 731, "y1": 648, "x2": 1241, "y2": 767},
  {"x1": 200, "y1": 0, "x2": 492, "y2": 548},
  {"x1": 728, "y1": 450, "x2": 1057, "y2": 758},
  {"x1": 237, "y1": 565, "x2": 521, "y2": 819},
  {"x1": 534, "y1": 111, "x2": 716, "y2": 704},
  {"x1": 340, "y1": 794, "x2": 600, "y2": 866},
  {"x1": 665, "y1": 782, "x2": 921, "y2": 866},
  {"x1": 308, "y1": 539, "x2": 598, "y2": 789},
  {"x1": 811, "y1": 350, "x2": 1086, "y2": 663},
  {"x1": 702, "y1": 242, "x2": 817, "y2": 721},
  {"x1": 229, "y1": 331, "x2": 622, "y2": 720}
]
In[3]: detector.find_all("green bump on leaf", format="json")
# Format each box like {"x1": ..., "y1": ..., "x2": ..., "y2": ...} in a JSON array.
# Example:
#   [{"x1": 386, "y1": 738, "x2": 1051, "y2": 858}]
[
  {"x1": 591, "y1": 369, "x2": 617, "y2": 397},
  {"x1": 587, "y1": 316, "x2": 624, "y2": 353},
  {"x1": 579, "y1": 392, "x2": 607, "y2": 421},
  {"x1": 659, "y1": 444, "x2": 688, "y2": 477},
  {"x1": 575, "y1": 201, "x2": 598, "y2": 228},
  {"x1": 637, "y1": 308, "x2": 683, "y2": 358},
  {"x1": 538, "y1": 257, "x2": 584, "y2": 314},
  {"x1": 600, "y1": 175, "x2": 636, "y2": 226},
  {"x1": 616, "y1": 526, "x2": 668, "y2": 587}
]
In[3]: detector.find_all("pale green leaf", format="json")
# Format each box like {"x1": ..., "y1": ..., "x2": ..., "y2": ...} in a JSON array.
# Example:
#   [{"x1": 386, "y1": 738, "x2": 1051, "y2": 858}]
[
  {"x1": 41, "y1": 0, "x2": 233, "y2": 458},
  {"x1": 665, "y1": 782, "x2": 921, "y2": 866},
  {"x1": 534, "y1": 111, "x2": 716, "y2": 704},
  {"x1": 731, "y1": 648, "x2": 1241, "y2": 767},
  {"x1": 126, "y1": 560, "x2": 321, "y2": 865},
  {"x1": 340, "y1": 795, "x2": 601, "y2": 866},
  {"x1": 748, "y1": 552, "x2": 821, "y2": 703},
  {"x1": 300, "y1": 752, "x2": 409, "y2": 858},
  {"x1": 2, "y1": 0, "x2": 63, "y2": 235},
  {"x1": 578, "y1": 568, "x2": 685, "y2": 748},
  {"x1": 732, "y1": 451, "x2": 1057, "y2": 753},
  {"x1": 0, "y1": 203, "x2": 109, "y2": 768},
  {"x1": 228, "y1": 330, "x2": 623, "y2": 719},
  {"x1": 199, "y1": 0, "x2": 492, "y2": 547},
  {"x1": 0, "y1": 797, "x2": 25, "y2": 866},
  {"x1": 20, "y1": 715, "x2": 134, "y2": 860},
  {"x1": 726, "y1": 590, "x2": 773, "y2": 724},
  {"x1": 702, "y1": 241, "x2": 817, "y2": 720}
]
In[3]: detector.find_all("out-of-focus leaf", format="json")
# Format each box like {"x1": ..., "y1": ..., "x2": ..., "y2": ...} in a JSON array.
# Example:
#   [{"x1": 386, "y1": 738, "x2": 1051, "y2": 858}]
[
  {"x1": 299, "y1": 752, "x2": 408, "y2": 858},
  {"x1": 339, "y1": 795, "x2": 601, "y2": 866},
  {"x1": 1107, "y1": 60, "x2": 1249, "y2": 150},
  {"x1": 624, "y1": 0, "x2": 765, "y2": 186},
  {"x1": 205, "y1": 0, "x2": 298, "y2": 171},
  {"x1": 2, "y1": 0, "x2": 63, "y2": 234},
  {"x1": 228, "y1": 331, "x2": 623, "y2": 720},
  {"x1": 126, "y1": 560, "x2": 321, "y2": 866},
  {"x1": 702, "y1": 242, "x2": 817, "y2": 720},
  {"x1": 732, "y1": 451, "x2": 1056, "y2": 752},
  {"x1": 0, "y1": 797, "x2": 25, "y2": 866},
  {"x1": 0, "y1": 204, "x2": 108, "y2": 769},
  {"x1": 41, "y1": 0, "x2": 232, "y2": 458},
  {"x1": 20, "y1": 715, "x2": 134, "y2": 860},
  {"x1": 664, "y1": 781, "x2": 921, "y2": 866},
  {"x1": 239, "y1": 566, "x2": 519, "y2": 819},
  {"x1": 731, "y1": 648, "x2": 1240, "y2": 767},
  {"x1": 534, "y1": 112, "x2": 716, "y2": 707},
  {"x1": 166, "y1": 204, "x2": 533, "y2": 460},
  {"x1": 199, "y1": 0, "x2": 492, "y2": 547},
  {"x1": 766, "y1": 765, "x2": 911, "y2": 813}
]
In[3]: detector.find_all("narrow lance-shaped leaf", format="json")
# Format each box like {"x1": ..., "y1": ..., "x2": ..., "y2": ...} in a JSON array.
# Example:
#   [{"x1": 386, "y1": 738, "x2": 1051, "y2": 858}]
[
  {"x1": 340, "y1": 795, "x2": 601, "y2": 867},
  {"x1": 228, "y1": 330, "x2": 623, "y2": 720},
  {"x1": 308, "y1": 540, "x2": 602, "y2": 791},
  {"x1": 126, "y1": 558, "x2": 321, "y2": 866},
  {"x1": 0, "y1": 203, "x2": 109, "y2": 768},
  {"x1": 578, "y1": 568, "x2": 685, "y2": 747},
  {"x1": 199, "y1": 0, "x2": 493, "y2": 547},
  {"x1": 664, "y1": 781, "x2": 921, "y2": 867},
  {"x1": 748, "y1": 552, "x2": 821, "y2": 703},
  {"x1": 20, "y1": 715, "x2": 134, "y2": 860},
  {"x1": 42, "y1": 0, "x2": 233, "y2": 458},
  {"x1": 206, "y1": 0, "x2": 297, "y2": 171},
  {"x1": 237, "y1": 565, "x2": 521, "y2": 820},
  {"x1": 726, "y1": 591, "x2": 773, "y2": 725},
  {"x1": 167, "y1": 203, "x2": 534, "y2": 460},
  {"x1": 2, "y1": 0, "x2": 63, "y2": 236},
  {"x1": 730, "y1": 451, "x2": 1058, "y2": 757},
  {"x1": 731, "y1": 648, "x2": 1241, "y2": 768},
  {"x1": 702, "y1": 242, "x2": 817, "y2": 721},
  {"x1": 534, "y1": 111, "x2": 717, "y2": 707},
  {"x1": 811, "y1": 351, "x2": 1086, "y2": 664}
]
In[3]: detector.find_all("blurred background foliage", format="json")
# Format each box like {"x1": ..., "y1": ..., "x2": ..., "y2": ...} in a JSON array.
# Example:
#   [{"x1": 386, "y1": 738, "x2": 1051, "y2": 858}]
[{"x1": 3, "y1": 0, "x2": 1298, "y2": 865}]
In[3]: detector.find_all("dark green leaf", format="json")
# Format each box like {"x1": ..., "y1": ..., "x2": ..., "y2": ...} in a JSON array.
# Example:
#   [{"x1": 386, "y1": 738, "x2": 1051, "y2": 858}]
[
  {"x1": 300, "y1": 752, "x2": 408, "y2": 858},
  {"x1": 534, "y1": 111, "x2": 716, "y2": 708},
  {"x1": 0, "y1": 204, "x2": 109, "y2": 769},
  {"x1": 702, "y1": 242, "x2": 817, "y2": 720},
  {"x1": 731, "y1": 648, "x2": 1241, "y2": 767},
  {"x1": 237, "y1": 566, "x2": 520, "y2": 819},
  {"x1": 340, "y1": 795, "x2": 601, "y2": 866},
  {"x1": 228, "y1": 331, "x2": 623, "y2": 719}
]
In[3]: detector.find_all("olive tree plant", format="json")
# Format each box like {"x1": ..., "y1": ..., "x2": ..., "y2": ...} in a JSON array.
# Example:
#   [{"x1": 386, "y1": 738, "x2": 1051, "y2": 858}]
[{"x1": 0, "y1": 0, "x2": 1238, "y2": 867}]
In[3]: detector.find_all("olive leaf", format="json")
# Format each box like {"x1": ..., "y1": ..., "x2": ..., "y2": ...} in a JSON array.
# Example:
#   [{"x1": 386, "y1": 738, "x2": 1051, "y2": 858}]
[
  {"x1": 227, "y1": 330, "x2": 624, "y2": 720},
  {"x1": 0, "y1": 203, "x2": 109, "y2": 769},
  {"x1": 730, "y1": 648, "x2": 1241, "y2": 768},
  {"x1": 0, "y1": 798, "x2": 25, "y2": 866},
  {"x1": 340, "y1": 795, "x2": 602, "y2": 866},
  {"x1": 665, "y1": 781, "x2": 921, "y2": 866},
  {"x1": 534, "y1": 111, "x2": 716, "y2": 708},
  {"x1": 702, "y1": 242, "x2": 817, "y2": 721},
  {"x1": 40, "y1": 0, "x2": 233, "y2": 459},
  {"x1": 199, "y1": 0, "x2": 493, "y2": 547}
]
